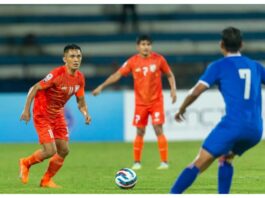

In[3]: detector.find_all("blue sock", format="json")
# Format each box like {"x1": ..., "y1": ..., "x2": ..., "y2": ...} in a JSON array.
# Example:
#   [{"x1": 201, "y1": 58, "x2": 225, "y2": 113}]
[
  {"x1": 170, "y1": 165, "x2": 200, "y2": 194},
  {"x1": 218, "y1": 161, "x2": 233, "y2": 194}
]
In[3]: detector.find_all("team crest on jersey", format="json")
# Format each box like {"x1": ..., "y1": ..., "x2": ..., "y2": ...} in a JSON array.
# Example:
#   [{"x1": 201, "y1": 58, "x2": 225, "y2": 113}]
[
  {"x1": 150, "y1": 64, "x2": 156, "y2": 72},
  {"x1": 43, "y1": 73, "x2": 53, "y2": 82}
]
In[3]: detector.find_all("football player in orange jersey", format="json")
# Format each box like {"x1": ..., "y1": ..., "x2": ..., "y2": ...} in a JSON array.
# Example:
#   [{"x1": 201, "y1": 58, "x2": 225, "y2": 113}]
[
  {"x1": 19, "y1": 44, "x2": 91, "y2": 188},
  {"x1": 92, "y1": 35, "x2": 177, "y2": 170}
]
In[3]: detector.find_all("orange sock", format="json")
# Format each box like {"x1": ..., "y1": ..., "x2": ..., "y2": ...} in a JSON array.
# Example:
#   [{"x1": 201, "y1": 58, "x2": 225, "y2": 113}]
[
  {"x1": 133, "y1": 135, "x2": 144, "y2": 162},
  {"x1": 157, "y1": 134, "x2": 168, "y2": 162},
  {"x1": 23, "y1": 149, "x2": 44, "y2": 167},
  {"x1": 43, "y1": 153, "x2": 64, "y2": 180}
]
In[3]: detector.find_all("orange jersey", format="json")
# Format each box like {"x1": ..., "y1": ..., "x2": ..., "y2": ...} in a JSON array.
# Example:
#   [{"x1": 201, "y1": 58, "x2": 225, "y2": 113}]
[
  {"x1": 118, "y1": 52, "x2": 171, "y2": 105},
  {"x1": 33, "y1": 65, "x2": 85, "y2": 117}
]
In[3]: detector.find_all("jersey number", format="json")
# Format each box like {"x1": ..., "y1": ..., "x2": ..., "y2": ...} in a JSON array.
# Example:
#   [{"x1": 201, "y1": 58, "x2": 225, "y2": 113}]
[
  {"x1": 142, "y1": 66, "x2": 148, "y2": 76},
  {"x1": 142, "y1": 65, "x2": 156, "y2": 76},
  {"x1": 239, "y1": 69, "x2": 251, "y2": 100}
]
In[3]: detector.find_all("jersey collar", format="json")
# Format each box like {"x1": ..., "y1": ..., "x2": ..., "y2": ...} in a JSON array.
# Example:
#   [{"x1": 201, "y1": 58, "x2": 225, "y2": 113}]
[
  {"x1": 225, "y1": 52, "x2": 241, "y2": 57},
  {"x1": 63, "y1": 65, "x2": 77, "y2": 77}
]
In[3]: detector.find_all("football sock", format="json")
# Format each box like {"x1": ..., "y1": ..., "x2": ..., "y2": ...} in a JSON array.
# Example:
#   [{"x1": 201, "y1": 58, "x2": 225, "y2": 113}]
[
  {"x1": 157, "y1": 134, "x2": 168, "y2": 162},
  {"x1": 23, "y1": 149, "x2": 44, "y2": 167},
  {"x1": 218, "y1": 161, "x2": 233, "y2": 194},
  {"x1": 170, "y1": 165, "x2": 200, "y2": 194},
  {"x1": 133, "y1": 135, "x2": 144, "y2": 162},
  {"x1": 42, "y1": 153, "x2": 64, "y2": 180}
]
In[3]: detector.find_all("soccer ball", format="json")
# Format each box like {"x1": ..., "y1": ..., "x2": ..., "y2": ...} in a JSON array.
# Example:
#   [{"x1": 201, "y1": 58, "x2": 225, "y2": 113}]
[{"x1": 115, "y1": 168, "x2": 137, "y2": 189}]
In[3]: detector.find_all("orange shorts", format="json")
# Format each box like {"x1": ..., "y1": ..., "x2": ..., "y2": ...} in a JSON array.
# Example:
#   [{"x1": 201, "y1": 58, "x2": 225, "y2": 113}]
[
  {"x1": 33, "y1": 113, "x2": 69, "y2": 144},
  {"x1": 133, "y1": 100, "x2": 165, "y2": 127}
]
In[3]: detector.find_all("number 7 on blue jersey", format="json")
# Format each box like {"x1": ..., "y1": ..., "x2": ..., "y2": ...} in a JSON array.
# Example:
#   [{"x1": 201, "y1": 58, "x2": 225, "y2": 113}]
[{"x1": 239, "y1": 69, "x2": 251, "y2": 100}]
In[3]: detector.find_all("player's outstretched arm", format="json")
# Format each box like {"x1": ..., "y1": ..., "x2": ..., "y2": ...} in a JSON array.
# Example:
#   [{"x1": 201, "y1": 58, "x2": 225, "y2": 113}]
[
  {"x1": 175, "y1": 82, "x2": 208, "y2": 122},
  {"x1": 20, "y1": 83, "x2": 43, "y2": 124},
  {"x1": 92, "y1": 71, "x2": 122, "y2": 96},
  {"x1": 76, "y1": 96, "x2": 91, "y2": 125},
  {"x1": 166, "y1": 71, "x2": 177, "y2": 104}
]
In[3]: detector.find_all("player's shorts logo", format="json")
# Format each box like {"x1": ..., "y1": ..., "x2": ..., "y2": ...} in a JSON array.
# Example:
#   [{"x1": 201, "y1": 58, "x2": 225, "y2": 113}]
[
  {"x1": 66, "y1": 127, "x2": 69, "y2": 137},
  {"x1": 154, "y1": 112, "x2": 160, "y2": 122},
  {"x1": 48, "y1": 129, "x2": 54, "y2": 139},
  {"x1": 74, "y1": 85, "x2": 80, "y2": 93},
  {"x1": 135, "y1": 115, "x2": 140, "y2": 124}
]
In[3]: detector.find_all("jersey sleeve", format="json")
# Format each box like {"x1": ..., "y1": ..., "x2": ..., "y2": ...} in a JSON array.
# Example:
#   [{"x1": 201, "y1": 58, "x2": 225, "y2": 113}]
[
  {"x1": 39, "y1": 69, "x2": 59, "y2": 89},
  {"x1": 199, "y1": 62, "x2": 220, "y2": 88},
  {"x1": 160, "y1": 56, "x2": 171, "y2": 74},
  {"x1": 257, "y1": 63, "x2": 265, "y2": 84},
  {"x1": 75, "y1": 73, "x2": 85, "y2": 97},
  {"x1": 118, "y1": 59, "x2": 132, "y2": 76}
]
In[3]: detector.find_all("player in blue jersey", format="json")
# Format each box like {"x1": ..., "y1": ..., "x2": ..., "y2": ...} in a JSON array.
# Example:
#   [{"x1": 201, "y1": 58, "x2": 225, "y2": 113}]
[{"x1": 170, "y1": 27, "x2": 265, "y2": 194}]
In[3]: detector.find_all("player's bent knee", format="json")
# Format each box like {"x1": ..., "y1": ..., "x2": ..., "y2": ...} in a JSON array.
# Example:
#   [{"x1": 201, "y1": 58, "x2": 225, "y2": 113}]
[
  {"x1": 193, "y1": 149, "x2": 215, "y2": 172},
  {"x1": 136, "y1": 128, "x2": 145, "y2": 136},
  {"x1": 43, "y1": 149, "x2": 57, "y2": 159},
  {"x1": 219, "y1": 152, "x2": 235, "y2": 164},
  {"x1": 222, "y1": 156, "x2": 234, "y2": 164},
  {"x1": 153, "y1": 124, "x2": 163, "y2": 135},
  {"x1": 58, "y1": 148, "x2": 70, "y2": 157}
]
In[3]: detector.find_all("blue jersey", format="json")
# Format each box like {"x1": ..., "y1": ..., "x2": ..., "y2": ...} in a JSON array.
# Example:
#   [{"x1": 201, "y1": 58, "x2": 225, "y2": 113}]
[{"x1": 200, "y1": 54, "x2": 265, "y2": 130}]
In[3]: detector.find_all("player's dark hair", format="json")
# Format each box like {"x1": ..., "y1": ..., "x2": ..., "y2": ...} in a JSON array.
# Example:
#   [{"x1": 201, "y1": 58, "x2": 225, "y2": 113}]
[
  {"x1": 136, "y1": 34, "x2": 152, "y2": 44},
  {"x1": 64, "y1": 44, "x2": 82, "y2": 54},
  {"x1": 221, "y1": 27, "x2": 242, "y2": 52}
]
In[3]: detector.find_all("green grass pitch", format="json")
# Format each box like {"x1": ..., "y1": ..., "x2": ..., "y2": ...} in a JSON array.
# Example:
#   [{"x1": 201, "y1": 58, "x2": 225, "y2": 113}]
[{"x1": 0, "y1": 140, "x2": 265, "y2": 194}]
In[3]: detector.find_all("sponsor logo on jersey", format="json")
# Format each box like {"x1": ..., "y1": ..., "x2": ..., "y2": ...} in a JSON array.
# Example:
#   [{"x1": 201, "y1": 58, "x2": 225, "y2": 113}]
[
  {"x1": 135, "y1": 68, "x2": 141, "y2": 72},
  {"x1": 61, "y1": 85, "x2": 80, "y2": 95}
]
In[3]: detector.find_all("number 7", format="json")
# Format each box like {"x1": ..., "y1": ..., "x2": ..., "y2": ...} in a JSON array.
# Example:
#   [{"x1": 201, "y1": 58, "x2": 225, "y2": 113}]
[{"x1": 239, "y1": 69, "x2": 251, "y2": 100}]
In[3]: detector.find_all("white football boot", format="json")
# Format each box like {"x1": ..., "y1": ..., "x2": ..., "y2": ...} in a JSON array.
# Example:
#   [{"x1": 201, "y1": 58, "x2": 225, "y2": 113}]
[
  {"x1": 157, "y1": 162, "x2": 169, "y2": 170},
  {"x1": 131, "y1": 162, "x2": 142, "y2": 170}
]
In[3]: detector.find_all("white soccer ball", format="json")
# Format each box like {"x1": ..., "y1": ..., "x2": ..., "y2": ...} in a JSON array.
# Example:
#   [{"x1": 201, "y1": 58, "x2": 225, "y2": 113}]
[{"x1": 115, "y1": 168, "x2": 137, "y2": 189}]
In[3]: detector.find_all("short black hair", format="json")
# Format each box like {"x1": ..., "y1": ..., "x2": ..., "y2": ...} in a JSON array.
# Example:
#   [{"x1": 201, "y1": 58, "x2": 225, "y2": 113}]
[
  {"x1": 221, "y1": 27, "x2": 242, "y2": 52},
  {"x1": 136, "y1": 34, "x2": 152, "y2": 44},
  {"x1": 64, "y1": 44, "x2": 82, "y2": 54}
]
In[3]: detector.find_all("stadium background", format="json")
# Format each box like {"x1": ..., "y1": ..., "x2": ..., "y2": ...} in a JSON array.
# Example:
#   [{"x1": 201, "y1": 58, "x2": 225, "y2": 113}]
[{"x1": 1, "y1": 4, "x2": 265, "y2": 143}]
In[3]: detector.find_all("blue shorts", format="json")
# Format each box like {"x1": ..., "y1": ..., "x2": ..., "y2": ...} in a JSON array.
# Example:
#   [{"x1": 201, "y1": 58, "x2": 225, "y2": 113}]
[{"x1": 202, "y1": 120, "x2": 262, "y2": 157}]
